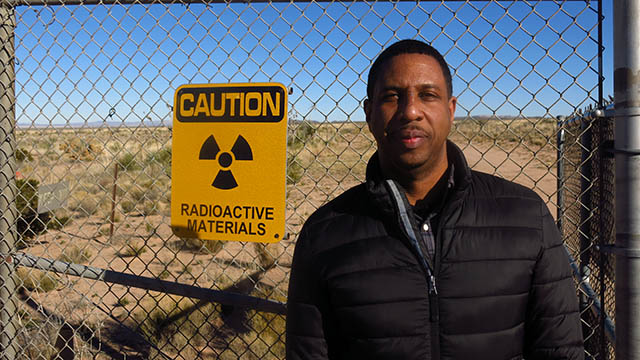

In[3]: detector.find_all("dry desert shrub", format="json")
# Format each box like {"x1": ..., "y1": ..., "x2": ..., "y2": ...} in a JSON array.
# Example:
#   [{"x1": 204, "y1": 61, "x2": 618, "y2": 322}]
[
  {"x1": 15, "y1": 148, "x2": 33, "y2": 162},
  {"x1": 254, "y1": 242, "x2": 279, "y2": 269},
  {"x1": 16, "y1": 178, "x2": 51, "y2": 244},
  {"x1": 16, "y1": 305, "x2": 106, "y2": 360},
  {"x1": 133, "y1": 295, "x2": 216, "y2": 352},
  {"x1": 145, "y1": 146, "x2": 172, "y2": 175},
  {"x1": 141, "y1": 199, "x2": 160, "y2": 216},
  {"x1": 16, "y1": 268, "x2": 59, "y2": 293},
  {"x1": 119, "y1": 199, "x2": 136, "y2": 214},
  {"x1": 452, "y1": 117, "x2": 556, "y2": 149},
  {"x1": 131, "y1": 293, "x2": 285, "y2": 359},
  {"x1": 59, "y1": 138, "x2": 103, "y2": 161},
  {"x1": 287, "y1": 120, "x2": 316, "y2": 149},
  {"x1": 117, "y1": 152, "x2": 141, "y2": 171},
  {"x1": 117, "y1": 240, "x2": 147, "y2": 258},
  {"x1": 286, "y1": 156, "x2": 304, "y2": 184},
  {"x1": 241, "y1": 310, "x2": 286, "y2": 359},
  {"x1": 58, "y1": 245, "x2": 92, "y2": 264},
  {"x1": 171, "y1": 237, "x2": 225, "y2": 255},
  {"x1": 69, "y1": 192, "x2": 102, "y2": 216},
  {"x1": 16, "y1": 314, "x2": 60, "y2": 359}
]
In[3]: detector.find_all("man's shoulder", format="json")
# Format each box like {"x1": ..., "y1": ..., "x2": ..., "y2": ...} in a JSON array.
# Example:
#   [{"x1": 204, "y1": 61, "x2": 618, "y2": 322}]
[
  {"x1": 295, "y1": 182, "x2": 387, "y2": 255},
  {"x1": 464, "y1": 170, "x2": 550, "y2": 227},
  {"x1": 303, "y1": 183, "x2": 370, "y2": 229},
  {"x1": 469, "y1": 170, "x2": 543, "y2": 202}
]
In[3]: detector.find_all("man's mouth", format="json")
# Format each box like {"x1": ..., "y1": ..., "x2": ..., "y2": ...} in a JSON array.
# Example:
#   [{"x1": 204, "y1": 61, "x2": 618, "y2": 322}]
[{"x1": 386, "y1": 127, "x2": 429, "y2": 148}]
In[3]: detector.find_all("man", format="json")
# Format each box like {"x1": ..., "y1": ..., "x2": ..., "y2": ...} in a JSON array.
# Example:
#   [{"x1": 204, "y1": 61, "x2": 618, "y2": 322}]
[{"x1": 286, "y1": 39, "x2": 583, "y2": 359}]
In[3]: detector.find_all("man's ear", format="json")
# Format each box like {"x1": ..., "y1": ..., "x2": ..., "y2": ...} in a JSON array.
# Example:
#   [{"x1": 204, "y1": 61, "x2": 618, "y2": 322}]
[
  {"x1": 364, "y1": 98, "x2": 371, "y2": 122},
  {"x1": 448, "y1": 96, "x2": 457, "y2": 125},
  {"x1": 364, "y1": 99, "x2": 374, "y2": 134}
]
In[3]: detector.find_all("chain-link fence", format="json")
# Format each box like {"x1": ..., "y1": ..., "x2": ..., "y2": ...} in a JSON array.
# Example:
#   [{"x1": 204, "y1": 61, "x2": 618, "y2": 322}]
[
  {"x1": 558, "y1": 103, "x2": 615, "y2": 360},
  {"x1": 0, "y1": 0, "x2": 607, "y2": 358}
]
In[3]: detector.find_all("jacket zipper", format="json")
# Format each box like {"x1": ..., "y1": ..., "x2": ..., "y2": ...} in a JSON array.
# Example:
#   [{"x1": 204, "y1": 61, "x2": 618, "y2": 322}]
[
  {"x1": 385, "y1": 180, "x2": 439, "y2": 318},
  {"x1": 386, "y1": 180, "x2": 440, "y2": 359}
]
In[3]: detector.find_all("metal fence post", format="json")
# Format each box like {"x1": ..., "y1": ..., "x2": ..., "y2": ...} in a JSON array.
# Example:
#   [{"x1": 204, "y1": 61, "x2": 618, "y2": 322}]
[
  {"x1": 580, "y1": 119, "x2": 593, "y2": 314},
  {"x1": 0, "y1": 3, "x2": 18, "y2": 359},
  {"x1": 615, "y1": 0, "x2": 640, "y2": 358},
  {"x1": 557, "y1": 116, "x2": 565, "y2": 230}
]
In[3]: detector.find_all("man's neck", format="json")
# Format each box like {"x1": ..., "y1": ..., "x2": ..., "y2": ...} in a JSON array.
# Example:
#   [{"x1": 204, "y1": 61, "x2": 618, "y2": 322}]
[
  {"x1": 398, "y1": 161, "x2": 448, "y2": 205},
  {"x1": 379, "y1": 149, "x2": 450, "y2": 205}
]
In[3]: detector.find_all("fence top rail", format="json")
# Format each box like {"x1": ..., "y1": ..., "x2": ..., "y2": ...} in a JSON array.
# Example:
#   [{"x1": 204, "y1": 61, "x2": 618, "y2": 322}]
[
  {"x1": 560, "y1": 103, "x2": 615, "y2": 128},
  {"x1": 1, "y1": 0, "x2": 594, "y2": 7}
]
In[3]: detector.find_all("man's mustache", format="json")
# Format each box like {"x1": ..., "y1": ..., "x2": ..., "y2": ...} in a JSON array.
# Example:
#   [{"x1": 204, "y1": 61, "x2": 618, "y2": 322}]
[{"x1": 384, "y1": 125, "x2": 429, "y2": 139}]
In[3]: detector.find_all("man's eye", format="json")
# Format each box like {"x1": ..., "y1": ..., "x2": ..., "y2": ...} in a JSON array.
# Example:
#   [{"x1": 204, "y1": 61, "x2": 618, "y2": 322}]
[{"x1": 382, "y1": 93, "x2": 398, "y2": 101}]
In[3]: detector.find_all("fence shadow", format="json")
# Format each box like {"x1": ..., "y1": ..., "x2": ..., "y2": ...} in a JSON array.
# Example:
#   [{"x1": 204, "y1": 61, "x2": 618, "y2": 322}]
[
  {"x1": 219, "y1": 263, "x2": 277, "y2": 333},
  {"x1": 18, "y1": 289, "x2": 150, "y2": 359}
]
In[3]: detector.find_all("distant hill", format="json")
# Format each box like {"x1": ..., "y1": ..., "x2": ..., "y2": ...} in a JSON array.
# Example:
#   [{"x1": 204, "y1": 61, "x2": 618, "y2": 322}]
[{"x1": 18, "y1": 119, "x2": 170, "y2": 129}]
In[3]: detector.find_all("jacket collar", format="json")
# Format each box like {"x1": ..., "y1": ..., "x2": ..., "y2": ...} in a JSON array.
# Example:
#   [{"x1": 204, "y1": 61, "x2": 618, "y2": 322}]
[
  {"x1": 365, "y1": 140, "x2": 472, "y2": 216},
  {"x1": 445, "y1": 140, "x2": 472, "y2": 192}
]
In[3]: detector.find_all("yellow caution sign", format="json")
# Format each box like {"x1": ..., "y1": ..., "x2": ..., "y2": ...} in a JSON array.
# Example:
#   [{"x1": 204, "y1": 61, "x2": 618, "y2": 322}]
[{"x1": 171, "y1": 83, "x2": 288, "y2": 243}]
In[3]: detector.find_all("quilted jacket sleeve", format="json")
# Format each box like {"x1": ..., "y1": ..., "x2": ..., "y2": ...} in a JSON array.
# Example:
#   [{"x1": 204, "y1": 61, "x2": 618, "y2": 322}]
[
  {"x1": 286, "y1": 227, "x2": 331, "y2": 360},
  {"x1": 524, "y1": 202, "x2": 584, "y2": 360}
]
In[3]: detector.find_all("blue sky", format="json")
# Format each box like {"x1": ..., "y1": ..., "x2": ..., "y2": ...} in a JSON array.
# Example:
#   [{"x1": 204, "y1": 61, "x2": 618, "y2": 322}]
[{"x1": 13, "y1": 0, "x2": 612, "y2": 126}]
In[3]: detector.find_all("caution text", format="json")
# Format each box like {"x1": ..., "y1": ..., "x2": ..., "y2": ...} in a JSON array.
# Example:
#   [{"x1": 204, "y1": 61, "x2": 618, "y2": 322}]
[{"x1": 176, "y1": 85, "x2": 285, "y2": 123}]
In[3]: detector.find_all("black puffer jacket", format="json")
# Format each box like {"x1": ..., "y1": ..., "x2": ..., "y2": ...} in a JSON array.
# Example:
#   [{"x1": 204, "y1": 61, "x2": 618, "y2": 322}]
[{"x1": 286, "y1": 141, "x2": 583, "y2": 360}]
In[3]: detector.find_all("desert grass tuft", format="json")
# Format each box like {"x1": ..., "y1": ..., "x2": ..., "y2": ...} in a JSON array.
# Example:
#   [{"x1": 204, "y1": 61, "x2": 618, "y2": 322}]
[
  {"x1": 46, "y1": 215, "x2": 71, "y2": 230},
  {"x1": 254, "y1": 243, "x2": 276, "y2": 269},
  {"x1": 16, "y1": 268, "x2": 59, "y2": 293},
  {"x1": 16, "y1": 318, "x2": 60, "y2": 359},
  {"x1": 133, "y1": 295, "x2": 217, "y2": 349},
  {"x1": 287, "y1": 120, "x2": 316, "y2": 149},
  {"x1": 59, "y1": 138, "x2": 102, "y2": 161},
  {"x1": 117, "y1": 241, "x2": 147, "y2": 257},
  {"x1": 16, "y1": 148, "x2": 33, "y2": 162},
  {"x1": 451, "y1": 117, "x2": 556, "y2": 149},
  {"x1": 69, "y1": 190, "x2": 102, "y2": 216},
  {"x1": 158, "y1": 269, "x2": 171, "y2": 280},
  {"x1": 286, "y1": 156, "x2": 304, "y2": 185},
  {"x1": 170, "y1": 238, "x2": 224, "y2": 255},
  {"x1": 145, "y1": 146, "x2": 171, "y2": 168},
  {"x1": 116, "y1": 296, "x2": 131, "y2": 307},
  {"x1": 120, "y1": 199, "x2": 136, "y2": 214},
  {"x1": 58, "y1": 245, "x2": 92, "y2": 264},
  {"x1": 117, "y1": 152, "x2": 141, "y2": 171},
  {"x1": 243, "y1": 311, "x2": 286, "y2": 358}
]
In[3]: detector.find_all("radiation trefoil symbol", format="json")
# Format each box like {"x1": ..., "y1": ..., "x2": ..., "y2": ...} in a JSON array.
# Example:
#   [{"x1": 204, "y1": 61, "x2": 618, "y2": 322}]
[{"x1": 199, "y1": 134, "x2": 253, "y2": 189}]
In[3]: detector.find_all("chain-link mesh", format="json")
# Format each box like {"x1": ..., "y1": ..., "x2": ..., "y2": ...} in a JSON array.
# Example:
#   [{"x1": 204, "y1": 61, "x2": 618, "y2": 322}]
[
  {"x1": 0, "y1": 0, "x2": 605, "y2": 358},
  {"x1": 559, "y1": 106, "x2": 615, "y2": 360}
]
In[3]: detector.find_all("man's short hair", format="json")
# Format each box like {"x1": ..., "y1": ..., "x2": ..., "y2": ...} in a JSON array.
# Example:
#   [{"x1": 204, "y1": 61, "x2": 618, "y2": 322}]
[{"x1": 366, "y1": 39, "x2": 453, "y2": 99}]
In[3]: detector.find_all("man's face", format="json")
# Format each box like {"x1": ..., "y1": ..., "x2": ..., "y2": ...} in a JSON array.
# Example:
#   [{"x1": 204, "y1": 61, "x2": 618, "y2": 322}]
[{"x1": 365, "y1": 53, "x2": 457, "y2": 176}]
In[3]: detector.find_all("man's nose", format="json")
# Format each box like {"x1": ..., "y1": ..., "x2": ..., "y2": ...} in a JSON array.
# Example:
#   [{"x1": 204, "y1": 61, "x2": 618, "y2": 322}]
[{"x1": 399, "y1": 94, "x2": 422, "y2": 122}]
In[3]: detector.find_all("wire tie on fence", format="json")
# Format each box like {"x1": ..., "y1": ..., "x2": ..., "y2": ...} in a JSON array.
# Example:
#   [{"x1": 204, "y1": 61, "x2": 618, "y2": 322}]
[
  {"x1": 0, "y1": 253, "x2": 12, "y2": 264},
  {"x1": 597, "y1": 244, "x2": 640, "y2": 258}
]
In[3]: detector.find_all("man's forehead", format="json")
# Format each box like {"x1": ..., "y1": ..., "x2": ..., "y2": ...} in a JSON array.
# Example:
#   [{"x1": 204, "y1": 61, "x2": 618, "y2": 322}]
[{"x1": 374, "y1": 54, "x2": 446, "y2": 90}]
